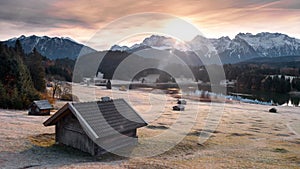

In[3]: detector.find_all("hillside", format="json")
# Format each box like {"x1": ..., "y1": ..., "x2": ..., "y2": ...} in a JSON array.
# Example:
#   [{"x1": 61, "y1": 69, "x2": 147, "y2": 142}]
[
  {"x1": 238, "y1": 56, "x2": 300, "y2": 68},
  {"x1": 0, "y1": 42, "x2": 40, "y2": 109},
  {"x1": 2, "y1": 35, "x2": 96, "y2": 60}
]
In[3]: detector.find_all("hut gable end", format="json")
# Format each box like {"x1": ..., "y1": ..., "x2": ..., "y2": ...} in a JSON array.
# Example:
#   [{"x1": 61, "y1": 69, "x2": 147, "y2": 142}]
[{"x1": 28, "y1": 100, "x2": 52, "y2": 115}]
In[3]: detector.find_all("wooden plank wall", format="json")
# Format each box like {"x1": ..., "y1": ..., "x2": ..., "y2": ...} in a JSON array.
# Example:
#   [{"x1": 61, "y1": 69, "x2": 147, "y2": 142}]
[{"x1": 55, "y1": 111, "x2": 139, "y2": 156}]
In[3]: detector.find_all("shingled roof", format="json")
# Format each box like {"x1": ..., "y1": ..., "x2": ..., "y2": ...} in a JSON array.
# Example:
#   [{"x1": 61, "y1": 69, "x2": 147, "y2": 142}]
[
  {"x1": 44, "y1": 99, "x2": 147, "y2": 139},
  {"x1": 33, "y1": 100, "x2": 52, "y2": 110}
]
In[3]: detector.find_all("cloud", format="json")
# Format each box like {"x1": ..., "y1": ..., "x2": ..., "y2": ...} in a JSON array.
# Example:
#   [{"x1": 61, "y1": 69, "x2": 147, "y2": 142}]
[
  {"x1": 0, "y1": 1, "x2": 57, "y2": 27},
  {"x1": 0, "y1": 0, "x2": 299, "y2": 49},
  {"x1": 266, "y1": 0, "x2": 300, "y2": 9}
]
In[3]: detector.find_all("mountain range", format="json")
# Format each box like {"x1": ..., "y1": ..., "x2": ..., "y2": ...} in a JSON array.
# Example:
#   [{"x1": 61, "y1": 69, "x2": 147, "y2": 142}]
[
  {"x1": 111, "y1": 32, "x2": 300, "y2": 64},
  {"x1": 2, "y1": 35, "x2": 96, "y2": 60},
  {"x1": 2, "y1": 32, "x2": 300, "y2": 64}
]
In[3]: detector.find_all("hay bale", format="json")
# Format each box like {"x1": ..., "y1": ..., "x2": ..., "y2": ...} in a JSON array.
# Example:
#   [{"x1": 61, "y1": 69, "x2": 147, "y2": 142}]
[
  {"x1": 269, "y1": 107, "x2": 277, "y2": 113},
  {"x1": 177, "y1": 99, "x2": 187, "y2": 105},
  {"x1": 173, "y1": 105, "x2": 185, "y2": 111}
]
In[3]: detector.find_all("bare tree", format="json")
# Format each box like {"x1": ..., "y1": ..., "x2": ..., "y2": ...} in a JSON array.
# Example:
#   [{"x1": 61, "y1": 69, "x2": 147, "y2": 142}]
[{"x1": 52, "y1": 80, "x2": 61, "y2": 99}]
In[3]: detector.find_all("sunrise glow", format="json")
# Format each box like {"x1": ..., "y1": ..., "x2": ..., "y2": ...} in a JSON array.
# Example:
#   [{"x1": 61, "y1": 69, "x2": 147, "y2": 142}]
[{"x1": 0, "y1": 0, "x2": 300, "y2": 50}]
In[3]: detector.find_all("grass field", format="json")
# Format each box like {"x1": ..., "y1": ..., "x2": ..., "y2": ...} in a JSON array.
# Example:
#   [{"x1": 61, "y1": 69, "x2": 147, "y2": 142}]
[{"x1": 0, "y1": 85, "x2": 299, "y2": 168}]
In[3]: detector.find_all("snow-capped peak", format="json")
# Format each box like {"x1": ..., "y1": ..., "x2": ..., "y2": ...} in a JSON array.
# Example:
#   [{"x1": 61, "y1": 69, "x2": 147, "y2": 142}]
[
  {"x1": 8, "y1": 37, "x2": 18, "y2": 42},
  {"x1": 188, "y1": 35, "x2": 218, "y2": 57},
  {"x1": 110, "y1": 45, "x2": 130, "y2": 51},
  {"x1": 236, "y1": 32, "x2": 300, "y2": 56},
  {"x1": 61, "y1": 37, "x2": 77, "y2": 43},
  {"x1": 110, "y1": 35, "x2": 190, "y2": 52},
  {"x1": 3, "y1": 35, "x2": 96, "y2": 60},
  {"x1": 141, "y1": 35, "x2": 189, "y2": 51},
  {"x1": 19, "y1": 35, "x2": 26, "y2": 39}
]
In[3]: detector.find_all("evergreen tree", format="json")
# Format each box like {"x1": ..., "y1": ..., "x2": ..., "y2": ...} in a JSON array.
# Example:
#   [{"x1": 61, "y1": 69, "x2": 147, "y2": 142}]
[
  {"x1": 285, "y1": 78, "x2": 291, "y2": 93},
  {"x1": 292, "y1": 78, "x2": 300, "y2": 91},
  {"x1": 261, "y1": 76, "x2": 272, "y2": 91},
  {"x1": 25, "y1": 48, "x2": 46, "y2": 92},
  {"x1": 0, "y1": 82, "x2": 8, "y2": 108},
  {"x1": 0, "y1": 43, "x2": 39, "y2": 109},
  {"x1": 15, "y1": 39, "x2": 25, "y2": 60}
]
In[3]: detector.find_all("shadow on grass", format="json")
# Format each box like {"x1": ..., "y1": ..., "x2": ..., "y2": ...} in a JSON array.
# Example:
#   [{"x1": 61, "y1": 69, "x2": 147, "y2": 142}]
[
  {"x1": 229, "y1": 133, "x2": 254, "y2": 137},
  {"x1": 187, "y1": 129, "x2": 222, "y2": 136},
  {"x1": 272, "y1": 148, "x2": 289, "y2": 153},
  {"x1": 17, "y1": 133, "x2": 128, "y2": 168},
  {"x1": 146, "y1": 125, "x2": 169, "y2": 130}
]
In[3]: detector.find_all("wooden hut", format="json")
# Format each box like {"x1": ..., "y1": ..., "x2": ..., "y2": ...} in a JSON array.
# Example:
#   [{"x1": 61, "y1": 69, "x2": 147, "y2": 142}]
[
  {"x1": 43, "y1": 98, "x2": 147, "y2": 156},
  {"x1": 28, "y1": 100, "x2": 52, "y2": 115}
]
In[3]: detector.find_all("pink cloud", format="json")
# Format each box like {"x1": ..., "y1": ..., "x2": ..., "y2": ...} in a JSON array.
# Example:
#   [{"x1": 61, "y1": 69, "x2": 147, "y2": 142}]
[{"x1": 0, "y1": 0, "x2": 300, "y2": 49}]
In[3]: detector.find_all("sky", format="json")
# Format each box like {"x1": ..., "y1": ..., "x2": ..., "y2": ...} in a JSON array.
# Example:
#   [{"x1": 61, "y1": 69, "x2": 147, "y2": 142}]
[{"x1": 0, "y1": 0, "x2": 300, "y2": 50}]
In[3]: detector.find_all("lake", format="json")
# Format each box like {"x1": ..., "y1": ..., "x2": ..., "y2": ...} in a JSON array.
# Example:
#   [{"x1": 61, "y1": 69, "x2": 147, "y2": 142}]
[
  {"x1": 228, "y1": 89, "x2": 300, "y2": 107},
  {"x1": 129, "y1": 83, "x2": 300, "y2": 107},
  {"x1": 181, "y1": 84, "x2": 300, "y2": 107}
]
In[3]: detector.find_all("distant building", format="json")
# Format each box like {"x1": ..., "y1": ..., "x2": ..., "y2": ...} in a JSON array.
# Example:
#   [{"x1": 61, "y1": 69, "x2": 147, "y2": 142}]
[
  {"x1": 43, "y1": 98, "x2": 147, "y2": 156},
  {"x1": 28, "y1": 100, "x2": 52, "y2": 115},
  {"x1": 141, "y1": 74, "x2": 160, "y2": 83},
  {"x1": 82, "y1": 77, "x2": 91, "y2": 86},
  {"x1": 176, "y1": 75, "x2": 195, "y2": 84},
  {"x1": 220, "y1": 79, "x2": 237, "y2": 87},
  {"x1": 94, "y1": 72, "x2": 107, "y2": 86}
]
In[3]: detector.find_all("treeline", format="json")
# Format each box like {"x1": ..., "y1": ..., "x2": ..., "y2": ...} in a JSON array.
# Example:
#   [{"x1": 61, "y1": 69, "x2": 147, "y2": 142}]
[
  {"x1": 45, "y1": 58, "x2": 75, "y2": 82},
  {"x1": 0, "y1": 41, "x2": 74, "y2": 109},
  {"x1": 0, "y1": 41, "x2": 40, "y2": 109},
  {"x1": 238, "y1": 74, "x2": 292, "y2": 93},
  {"x1": 194, "y1": 64, "x2": 300, "y2": 94},
  {"x1": 132, "y1": 68, "x2": 176, "y2": 83},
  {"x1": 77, "y1": 50, "x2": 300, "y2": 95},
  {"x1": 232, "y1": 64, "x2": 299, "y2": 93}
]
